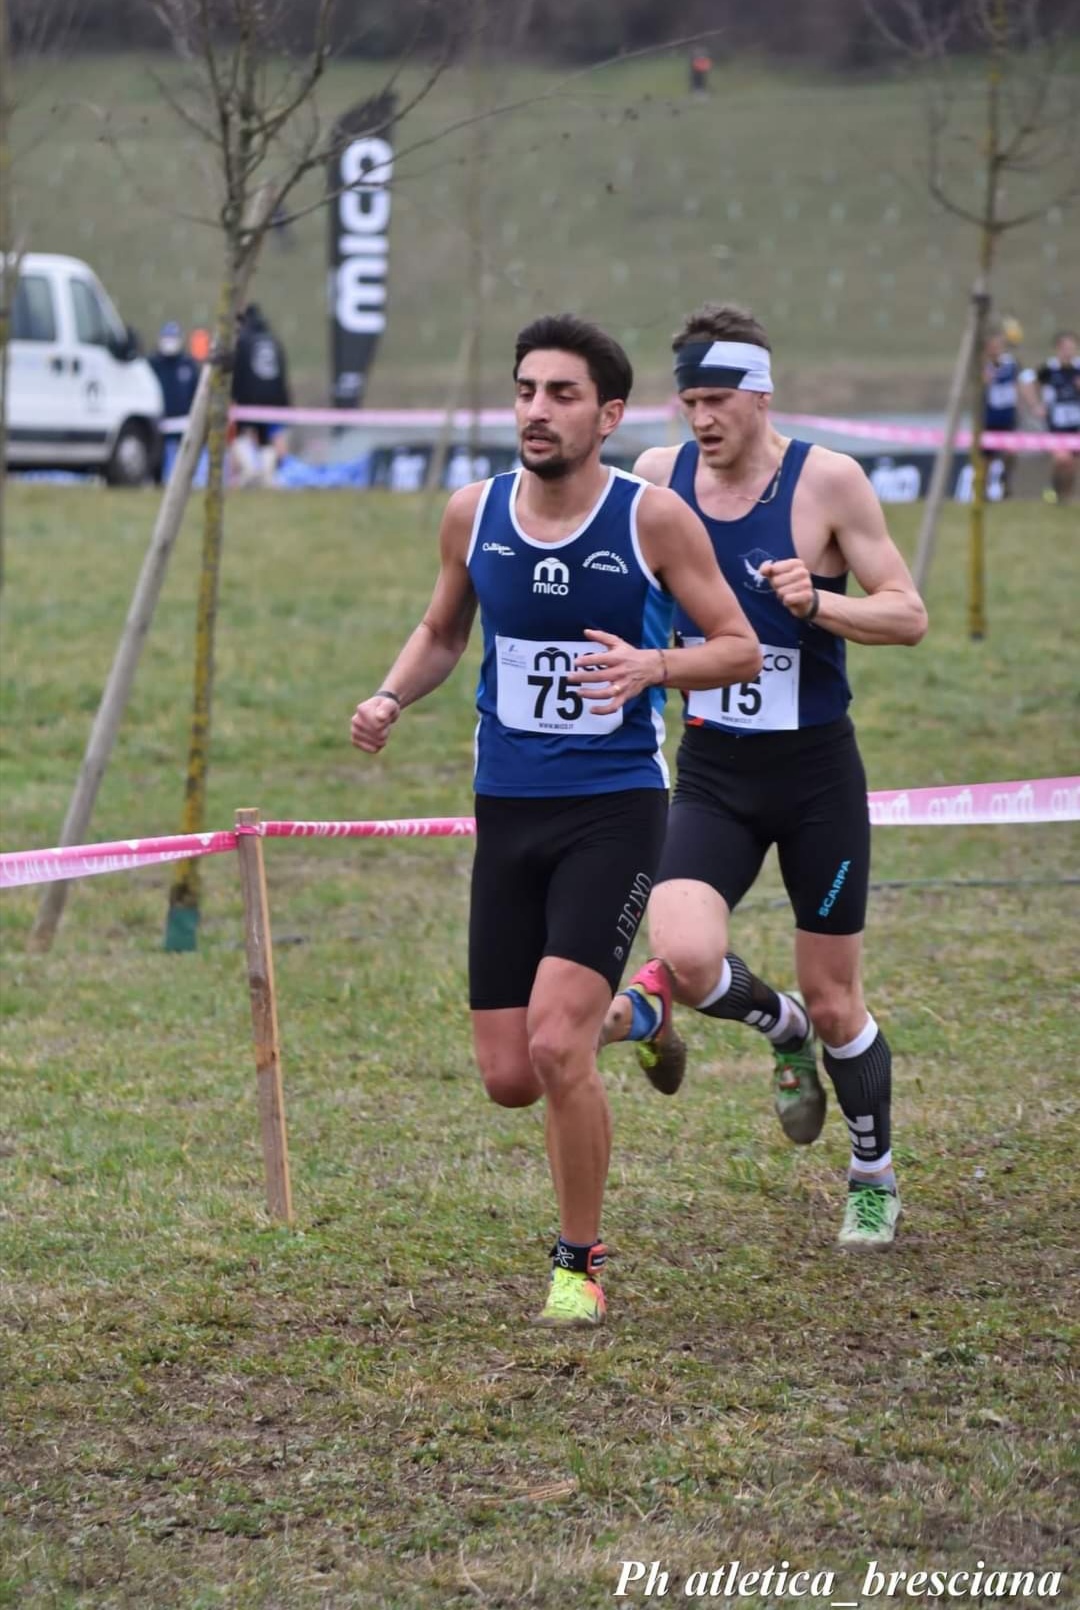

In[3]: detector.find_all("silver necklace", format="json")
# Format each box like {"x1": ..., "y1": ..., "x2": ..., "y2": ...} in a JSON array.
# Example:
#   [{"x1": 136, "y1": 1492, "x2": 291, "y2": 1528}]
[{"x1": 727, "y1": 444, "x2": 788, "y2": 505}]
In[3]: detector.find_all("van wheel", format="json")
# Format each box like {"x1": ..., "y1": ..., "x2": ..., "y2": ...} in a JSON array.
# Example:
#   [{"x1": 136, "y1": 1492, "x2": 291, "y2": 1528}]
[{"x1": 106, "y1": 422, "x2": 153, "y2": 487}]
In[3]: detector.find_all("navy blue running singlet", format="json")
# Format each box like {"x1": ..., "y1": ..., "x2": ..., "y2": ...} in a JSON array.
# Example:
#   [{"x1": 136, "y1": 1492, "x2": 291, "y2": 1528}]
[
  {"x1": 466, "y1": 468, "x2": 674, "y2": 797},
  {"x1": 670, "y1": 439, "x2": 851, "y2": 734}
]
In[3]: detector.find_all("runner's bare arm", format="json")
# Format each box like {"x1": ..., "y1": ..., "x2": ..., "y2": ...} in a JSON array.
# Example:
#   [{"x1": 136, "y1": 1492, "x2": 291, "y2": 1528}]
[
  {"x1": 350, "y1": 484, "x2": 481, "y2": 753},
  {"x1": 639, "y1": 488, "x2": 761, "y2": 686},
  {"x1": 762, "y1": 452, "x2": 928, "y2": 647},
  {"x1": 569, "y1": 487, "x2": 759, "y2": 713}
]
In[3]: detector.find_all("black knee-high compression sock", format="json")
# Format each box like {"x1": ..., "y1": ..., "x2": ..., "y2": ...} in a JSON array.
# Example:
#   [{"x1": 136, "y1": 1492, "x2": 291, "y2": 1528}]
[
  {"x1": 822, "y1": 1016, "x2": 894, "y2": 1182},
  {"x1": 695, "y1": 953, "x2": 807, "y2": 1046}
]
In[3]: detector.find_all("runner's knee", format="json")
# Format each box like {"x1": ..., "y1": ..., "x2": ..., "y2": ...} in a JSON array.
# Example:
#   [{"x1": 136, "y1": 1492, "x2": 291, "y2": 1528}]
[
  {"x1": 645, "y1": 878, "x2": 730, "y2": 1005},
  {"x1": 801, "y1": 982, "x2": 865, "y2": 1047},
  {"x1": 650, "y1": 933, "x2": 725, "y2": 1005},
  {"x1": 527, "y1": 1016, "x2": 593, "y2": 1096}
]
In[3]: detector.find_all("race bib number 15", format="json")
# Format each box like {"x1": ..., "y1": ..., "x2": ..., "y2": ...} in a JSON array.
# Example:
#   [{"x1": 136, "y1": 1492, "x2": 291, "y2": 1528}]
[
  {"x1": 685, "y1": 640, "x2": 800, "y2": 731},
  {"x1": 496, "y1": 636, "x2": 623, "y2": 735}
]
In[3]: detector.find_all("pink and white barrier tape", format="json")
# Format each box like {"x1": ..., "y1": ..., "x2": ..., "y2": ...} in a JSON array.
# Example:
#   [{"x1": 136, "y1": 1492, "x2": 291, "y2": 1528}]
[
  {"x1": 1, "y1": 779, "x2": 1077, "y2": 891},
  {"x1": 162, "y1": 404, "x2": 677, "y2": 433},
  {"x1": 163, "y1": 403, "x2": 1080, "y2": 454},
  {"x1": 262, "y1": 817, "x2": 476, "y2": 840},
  {"x1": 0, "y1": 830, "x2": 239, "y2": 890},
  {"x1": 772, "y1": 412, "x2": 1080, "y2": 454},
  {"x1": 868, "y1": 776, "x2": 1080, "y2": 827}
]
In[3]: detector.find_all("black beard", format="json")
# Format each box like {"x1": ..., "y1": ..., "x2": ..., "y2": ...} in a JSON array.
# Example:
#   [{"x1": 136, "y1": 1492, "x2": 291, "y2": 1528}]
[{"x1": 523, "y1": 451, "x2": 572, "y2": 481}]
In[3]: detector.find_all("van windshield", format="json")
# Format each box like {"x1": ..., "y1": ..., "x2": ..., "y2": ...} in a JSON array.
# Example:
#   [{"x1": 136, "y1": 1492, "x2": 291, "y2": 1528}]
[{"x1": 71, "y1": 278, "x2": 119, "y2": 347}]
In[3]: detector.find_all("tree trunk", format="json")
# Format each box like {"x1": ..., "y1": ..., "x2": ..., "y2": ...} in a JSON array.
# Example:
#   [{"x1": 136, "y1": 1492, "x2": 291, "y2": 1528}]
[
  {"x1": 913, "y1": 297, "x2": 979, "y2": 597},
  {"x1": 163, "y1": 262, "x2": 238, "y2": 951},
  {"x1": 0, "y1": 0, "x2": 14, "y2": 592},
  {"x1": 0, "y1": 264, "x2": 12, "y2": 593},
  {"x1": 966, "y1": 0, "x2": 1005, "y2": 643},
  {"x1": 29, "y1": 364, "x2": 214, "y2": 951},
  {"x1": 966, "y1": 283, "x2": 991, "y2": 640},
  {"x1": 464, "y1": 0, "x2": 491, "y2": 461}
]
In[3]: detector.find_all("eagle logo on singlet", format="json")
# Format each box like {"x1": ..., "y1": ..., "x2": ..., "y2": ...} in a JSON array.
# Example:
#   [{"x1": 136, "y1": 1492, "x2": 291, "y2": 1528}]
[{"x1": 740, "y1": 548, "x2": 774, "y2": 592}]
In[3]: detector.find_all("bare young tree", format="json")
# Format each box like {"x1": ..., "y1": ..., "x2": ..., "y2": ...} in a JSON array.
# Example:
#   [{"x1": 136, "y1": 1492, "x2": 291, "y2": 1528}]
[
  {"x1": 29, "y1": 0, "x2": 459, "y2": 954},
  {"x1": 0, "y1": 0, "x2": 82, "y2": 589},
  {"x1": 868, "y1": 0, "x2": 1080, "y2": 634}
]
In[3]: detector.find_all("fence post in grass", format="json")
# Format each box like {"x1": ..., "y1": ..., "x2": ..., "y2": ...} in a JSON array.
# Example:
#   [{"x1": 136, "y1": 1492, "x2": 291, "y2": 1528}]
[{"x1": 234, "y1": 807, "x2": 293, "y2": 1224}]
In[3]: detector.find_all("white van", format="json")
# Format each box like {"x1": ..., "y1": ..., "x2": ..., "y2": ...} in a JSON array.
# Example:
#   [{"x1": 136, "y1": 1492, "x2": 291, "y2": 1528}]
[{"x1": 5, "y1": 253, "x2": 164, "y2": 485}]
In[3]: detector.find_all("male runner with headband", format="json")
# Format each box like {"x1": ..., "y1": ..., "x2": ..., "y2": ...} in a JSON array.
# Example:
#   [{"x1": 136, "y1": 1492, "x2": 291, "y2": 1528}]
[
  {"x1": 351, "y1": 314, "x2": 760, "y2": 1325},
  {"x1": 601, "y1": 303, "x2": 927, "y2": 1249}
]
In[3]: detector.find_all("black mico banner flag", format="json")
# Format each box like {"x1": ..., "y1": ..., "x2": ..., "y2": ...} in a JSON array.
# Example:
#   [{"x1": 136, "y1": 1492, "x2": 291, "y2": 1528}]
[{"x1": 327, "y1": 91, "x2": 396, "y2": 407}]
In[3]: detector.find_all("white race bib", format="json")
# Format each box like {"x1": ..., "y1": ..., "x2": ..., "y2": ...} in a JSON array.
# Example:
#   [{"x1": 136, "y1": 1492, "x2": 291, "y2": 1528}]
[
  {"x1": 685, "y1": 640, "x2": 800, "y2": 731},
  {"x1": 1049, "y1": 399, "x2": 1080, "y2": 430},
  {"x1": 495, "y1": 636, "x2": 623, "y2": 736}
]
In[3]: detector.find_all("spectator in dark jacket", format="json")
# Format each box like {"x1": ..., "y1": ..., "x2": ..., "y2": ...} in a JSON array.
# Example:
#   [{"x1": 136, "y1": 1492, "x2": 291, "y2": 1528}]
[
  {"x1": 149, "y1": 321, "x2": 201, "y2": 482},
  {"x1": 230, "y1": 304, "x2": 292, "y2": 486}
]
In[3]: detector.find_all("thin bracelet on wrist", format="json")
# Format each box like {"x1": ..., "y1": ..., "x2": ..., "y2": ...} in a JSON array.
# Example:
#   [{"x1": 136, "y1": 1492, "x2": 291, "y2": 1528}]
[
  {"x1": 656, "y1": 647, "x2": 669, "y2": 687},
  {"x1": 374, "y1": 688, "x2": 402, "y2": 706},
  {"x1": 805, "y1": 589, "x2": 821, "y2": 622}
]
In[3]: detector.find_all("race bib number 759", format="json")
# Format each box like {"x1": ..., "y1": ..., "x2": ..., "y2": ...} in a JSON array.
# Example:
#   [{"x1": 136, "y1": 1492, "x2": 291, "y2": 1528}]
[{"x1": 496, "y1": 636, "x2": 623, "y2": 735}]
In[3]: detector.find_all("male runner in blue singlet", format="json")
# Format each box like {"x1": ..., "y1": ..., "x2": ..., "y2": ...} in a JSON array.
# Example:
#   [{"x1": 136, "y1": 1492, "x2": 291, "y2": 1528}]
[
  {"x1": 350, "y1": 314, "x2": 760, "y2": 1325},
  {"x1": 600, "y1": 303, "x2": 928, "y2": 1249},
  {"x1": 1020, "y1": 330, "x2": 1080, "y2": 505},
  {"x1": 982, "y1": 325, "x2": 1020, "y2": 497}
]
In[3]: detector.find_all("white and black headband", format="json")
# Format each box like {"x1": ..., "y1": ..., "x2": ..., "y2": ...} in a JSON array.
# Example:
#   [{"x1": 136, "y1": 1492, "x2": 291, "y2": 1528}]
[{"x1": 674, "y1": 340, "x2": 773, "y2": 393}]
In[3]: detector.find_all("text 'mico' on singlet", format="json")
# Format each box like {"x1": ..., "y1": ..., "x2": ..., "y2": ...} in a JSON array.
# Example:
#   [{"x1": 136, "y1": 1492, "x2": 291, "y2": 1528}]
[
  {"x1": 670, "y1": 439, "x2": 851, "y2": 735},
  {"x1": 466, "y1": 468, "x2": 673, "y2": 797}
]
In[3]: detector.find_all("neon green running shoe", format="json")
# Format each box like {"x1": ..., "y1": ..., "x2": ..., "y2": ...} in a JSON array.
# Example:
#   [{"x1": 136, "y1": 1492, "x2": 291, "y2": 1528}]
[
  {"x1": 838, "y1": 1184, "x2": 902, "y2": 1249},
  {"x1": 627, "y1": 957, "x2": 686, "y2": 1096},
  {"x1": 772, "y1": 992, "x2": 826, "y2": 1145},
  {"x1": 534, "y1": 1267, "x2": 607, "y2": 1328}
]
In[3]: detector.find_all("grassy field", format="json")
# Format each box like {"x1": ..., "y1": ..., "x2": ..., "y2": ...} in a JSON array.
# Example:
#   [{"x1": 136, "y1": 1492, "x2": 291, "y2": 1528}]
[
  {"x1": 1, "y1": 485, "x2": 1078, "y2": 1608},
  {"x1": 11, "y1": 51, "x2": 1079, "y2": 408}
]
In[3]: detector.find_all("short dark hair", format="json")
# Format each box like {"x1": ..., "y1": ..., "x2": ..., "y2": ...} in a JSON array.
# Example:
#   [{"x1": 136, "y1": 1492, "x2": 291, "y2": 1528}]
[
  {"x1": 672, "y1": 303, "x2": 771, "y2": 353},
  {"x1": 1054, "y1": 329, "x2": 1078, "y2": 345},
  {"x1": 514, "y1": 313, "x2": 633, "y2": 405}
]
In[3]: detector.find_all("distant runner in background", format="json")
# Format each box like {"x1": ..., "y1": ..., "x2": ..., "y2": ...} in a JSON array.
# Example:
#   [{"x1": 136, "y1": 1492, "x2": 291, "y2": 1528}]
[
  {"x1": 1021, "y1": 329, "x2": 1080, "y2": 505},
  {"x1": 981, "y1": 321, "x2": 1021, "y2": 499}
]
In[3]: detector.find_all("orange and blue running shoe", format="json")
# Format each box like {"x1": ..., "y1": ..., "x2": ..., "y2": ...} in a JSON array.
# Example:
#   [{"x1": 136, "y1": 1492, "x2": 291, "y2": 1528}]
[{"x1": 625, "y1": 957, "x2": 686, "y2": 1096}]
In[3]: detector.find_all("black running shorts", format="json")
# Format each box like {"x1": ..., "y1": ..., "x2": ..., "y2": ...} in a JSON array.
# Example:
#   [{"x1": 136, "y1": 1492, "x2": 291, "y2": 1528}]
[
  {"x1": 658, "y1": 716, "x2": 870, "y2": 935},
  {"x1": 469, "y1": 789, "x2": 669, "y2": 1010}
]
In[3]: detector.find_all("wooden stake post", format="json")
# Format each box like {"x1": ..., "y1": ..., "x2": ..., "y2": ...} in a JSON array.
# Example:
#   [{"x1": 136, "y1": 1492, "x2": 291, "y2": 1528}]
[{"x1": 234, "y1": 808, "x2": 293, "y2": 1224}]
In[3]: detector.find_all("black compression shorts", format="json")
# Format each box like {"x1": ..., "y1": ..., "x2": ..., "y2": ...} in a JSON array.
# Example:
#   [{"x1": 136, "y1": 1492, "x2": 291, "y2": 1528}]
[
  {"x1": 658, "y1": 716, "x2": 870, "y2": 935},
  {"x1": 469, "y1": 789, "x2": 668, "y2": 1010}
]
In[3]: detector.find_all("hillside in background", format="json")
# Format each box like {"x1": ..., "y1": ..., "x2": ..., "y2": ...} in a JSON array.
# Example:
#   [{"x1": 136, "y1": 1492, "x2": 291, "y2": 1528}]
[{"x1": 11, "y1": 53, "x2": 1077, "y2": 410}]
